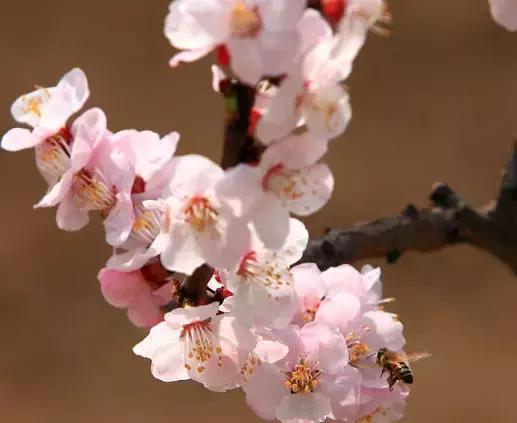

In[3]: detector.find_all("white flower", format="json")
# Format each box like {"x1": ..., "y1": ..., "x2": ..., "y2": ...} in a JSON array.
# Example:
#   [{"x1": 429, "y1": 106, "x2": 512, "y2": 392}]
[
  {"x1": 165, "y1": 0, "x2": 307, "y2": 85},
  {"x1": 156, "y1": 155, "x2": 251, "y2": 275},
  {"x1": 218, "y1": 132, "x2": 333, "y2": 248},
  {"x1": 134, "y1": 302, "x2": 256, "y2": 391},
  {"x1": 2, "y1": 68, "x2": 89, "y2": 185},
  {"x1": 223, "y1": 218, "x2": 308, "y2": 329}
]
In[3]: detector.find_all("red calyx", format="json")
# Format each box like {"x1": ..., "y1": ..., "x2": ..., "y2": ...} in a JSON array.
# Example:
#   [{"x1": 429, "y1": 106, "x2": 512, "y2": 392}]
[
  {"x1": 322, "y1": 0, "x2": 347, "y2": 26},
  {"x1": 248, "y1": 108, "x2": 262, "y2": 137},
  {"x1": 216, "y1": 44, "x2": 231, "y2": 67},
  {"x1": 140, "y1": 260, "x2": 172, "y2": 289},
  {"x1": 131, "y1": 175, "x2": 146, "y2": 194}
]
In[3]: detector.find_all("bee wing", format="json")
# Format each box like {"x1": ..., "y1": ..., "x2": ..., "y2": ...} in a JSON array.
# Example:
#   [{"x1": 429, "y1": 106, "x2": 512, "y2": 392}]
[{"x1": 406, "y1": 352, "x2": 431, "y2": 363}]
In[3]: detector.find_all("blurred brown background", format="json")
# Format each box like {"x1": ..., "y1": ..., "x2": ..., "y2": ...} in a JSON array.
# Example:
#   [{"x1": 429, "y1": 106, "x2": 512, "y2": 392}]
[{"x1": 0, "y1": 1, "x2": 516, "y2": 422}]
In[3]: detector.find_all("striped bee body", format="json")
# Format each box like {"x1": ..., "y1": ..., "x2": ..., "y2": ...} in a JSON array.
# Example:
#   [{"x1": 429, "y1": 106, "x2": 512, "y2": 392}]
[{"x1": 375, "y1": 348, "x2": 428, "y2": 391}]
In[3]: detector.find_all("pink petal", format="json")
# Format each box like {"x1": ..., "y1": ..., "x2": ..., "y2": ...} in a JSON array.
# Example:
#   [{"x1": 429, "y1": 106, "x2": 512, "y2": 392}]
[
  {"x1": 103, "y1": 193, "x2": 135, "y2": 246},
  {"x1": 276, "y1": 392, "x2": 331, "y2": 422},
  {"x1": 98, "y1": 268, "x2": 146, "y2": 308},
  {"x1": 300, "y1": 322, "x2": 349, "y2": 374},
  {"x1": 244, "y1": 362, "x2": 286, "y2": 420},
  {"x1": 56, "y1": 197, "x2": 89, "y2": 231}
]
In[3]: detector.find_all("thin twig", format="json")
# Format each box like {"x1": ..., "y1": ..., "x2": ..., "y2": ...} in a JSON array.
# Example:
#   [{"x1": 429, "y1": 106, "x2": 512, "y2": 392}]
[{"x1": 181, "y1": 80, "x2": 260, "y2": 304}]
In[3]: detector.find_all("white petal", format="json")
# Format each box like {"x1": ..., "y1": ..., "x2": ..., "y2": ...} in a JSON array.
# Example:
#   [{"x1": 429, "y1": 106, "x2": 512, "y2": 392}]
[
  {"x1": 243, "y1": 363, "x2": 286, "y2": 420},
  {"x1": 215, "y1": 164, "x2": 262, "y2": 217},
  {"x1": 169, "y1": 44, "x2": 215, "y2": 67},
  {"x1": 250, "y1": 196, "x2": 290, "y2": 249},
  {"x1": 164, "y1": 302, "x2": 219, "y2": 328},
  {"x1": 167, "y1": 155, "x2": 224, "y2": 197},
  {"x1": 34, "y1": 171, "x2": 73, "y2": 208},
  {"x1": 361, "y1": 310, "x2": 405, "y2": 351},
  {"x1": 276, "y1": 392, "x2": 331, "y2": 422},
  {"x1": 277, "y1": 218, "x2": 309, "y2": 265},
  {"x1": 285, "y1": 163, "x2": 334, "y2": 217},
  {"x1": 316, "y1": 292, "x2": 361, "y2": 334},
  {"x1": 164, "y1": 0, "x2": 227, "y2": 50},
  {"x1": 227, "y1": 38, "x2": 264, "y2": 85},
  {"x1": 103, "y1": 193, "x2": 134, "y2": 246},
  {"x1": 58, "y1": 68, "x2": 90, "y2": 111},
  {"x1": 490, "y1": 0, "x2": 517, "y2": 31},
  {"x1": 151, "y1": 342, "x2": 190, "y2": 382},
  {"x1": 297, "y1": 9, "x2": 332, "y2": 55},
  {"x1": 254, "y1": 339, "x2": 289, "y2": 364},
  {"x1": 56, "y1": 197, "x2": 89, "y2": 231},
  {"x1": 292, "y1": 263, "x2": 326, "y2": 302},
  {"x1": 262, "y1": 131, "x2": 328, "y2": 170},
  {"x1": 160, "y1": 223, "x2": 204, "y2": 275},
  {"x1": 256, "y1": 73, "x2": 303, "y2": 145},
  {"x1": 1, "y1": 128, "x2": 41, "y2": 152}
]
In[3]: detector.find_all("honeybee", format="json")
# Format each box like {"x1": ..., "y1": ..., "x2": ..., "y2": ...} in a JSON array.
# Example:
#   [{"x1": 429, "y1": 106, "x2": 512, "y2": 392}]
[{"x1": 376, "y1": 348, "x2": 431, "y2": 390}]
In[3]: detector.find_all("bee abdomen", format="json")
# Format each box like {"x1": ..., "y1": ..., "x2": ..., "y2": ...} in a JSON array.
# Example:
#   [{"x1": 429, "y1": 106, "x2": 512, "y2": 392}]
[{"x1": 397, "y1": 364, "x2": 414, "y2": 384}]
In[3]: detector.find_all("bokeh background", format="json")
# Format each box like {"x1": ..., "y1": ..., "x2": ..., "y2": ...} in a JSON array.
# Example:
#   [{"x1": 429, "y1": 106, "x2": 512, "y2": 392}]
[{"x1": 0, "y1": 1, "x2": 516, "y2": 422}]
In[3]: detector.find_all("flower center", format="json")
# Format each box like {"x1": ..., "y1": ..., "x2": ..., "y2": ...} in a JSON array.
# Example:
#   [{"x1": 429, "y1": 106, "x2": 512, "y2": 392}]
[
  {"x1": 237, "y1": 250, "x2": 291, "y2": 295},
  {"x1": 35, "y1": 128, "x2": 72, "y2": 181},
  {"x1": 184, "y1": 196, "x2": 219, "y2": 233},
  {"x1": 72, "y1": 169, "x2": 116, "y2": 211},
  {"x1": 346, "y1": 328, "x2": 371, "y2": 366},
  {"x1": 262, "y1": 164, "x2": 305, "y2": 201},
  {"x1": 230, "y1": 1, "x2": 262, "y2": 38},
  {"x1": 131, "y1": 205, "x2": 162, "y2": 244},
  {"x1": 303, "y1": 300, "x2": 321, "y2": 323},
  {"x1": 181, "y1": 320, "x2": 223, "y2": 373},
  {"x1": 23, "y1": 87, "x2": 51, "y2": 118},
  {"x1": 284, "y1": 358, "x2": 321, "y2": 394}
]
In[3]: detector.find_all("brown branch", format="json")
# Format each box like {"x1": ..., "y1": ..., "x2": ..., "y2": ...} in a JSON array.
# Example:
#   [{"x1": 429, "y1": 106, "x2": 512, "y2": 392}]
[
  {"x1": 181, "y1": 80, "x2": 260, "y2": 305},
  {"x1": 300, "y1": 142, "x2": 517, "y2": 275}
]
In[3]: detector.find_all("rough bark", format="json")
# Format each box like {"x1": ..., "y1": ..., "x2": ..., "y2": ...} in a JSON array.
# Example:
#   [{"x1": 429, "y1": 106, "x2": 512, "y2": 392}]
[{"x1": 300, "y1": 142, "x2": 517, "y2": 274}]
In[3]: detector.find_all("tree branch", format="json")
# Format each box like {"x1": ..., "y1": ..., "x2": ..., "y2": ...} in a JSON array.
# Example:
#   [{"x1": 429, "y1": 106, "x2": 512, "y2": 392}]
[
  {"x1": 181, "y1": 80, "x2": 260, "y2": 304},
  {"x1": 300, "y1": 142, "x2": 517, "y2": 274}
]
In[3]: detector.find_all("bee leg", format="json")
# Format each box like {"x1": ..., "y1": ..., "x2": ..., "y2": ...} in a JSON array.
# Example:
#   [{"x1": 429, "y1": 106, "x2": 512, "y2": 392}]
[
  {"x1": 380, "y1": 368, "x2": 386, "y2": 378},
  {"x1": 387, "y1": 375, "x2": 396, "y2": 391}
]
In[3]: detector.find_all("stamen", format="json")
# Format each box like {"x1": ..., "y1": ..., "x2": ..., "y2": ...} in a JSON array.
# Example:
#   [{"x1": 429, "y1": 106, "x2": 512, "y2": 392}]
[
  {"x1": 35, "y1": 131, "x2": 71, "y2": 181},
  {"x1": 72, "y1": 169, "x2": 116, "y2": 211},
  {"x1": 237, "y1": 251, "x2": 291, "y2": 297},
  {"x1": 262, "y1": 164, "x2": 306, "y2": 201},
  {"x1": 283, "y1": 358, "x2": 321, "y2": 394},
  {"x1": 131, "y1": 205, "x2": 162, "y2": 244},
  {"x1": 230, "y1": 0, "x2": 262, "y2": 38},
  {"x1": 183, "y1": 196, "x2": 219, "y2": 233},
  {"x1": 22, "y1": 86, "x2": 52, "y2": 117},
  {"x1": 181, "y1": 320, "x2": 223, "y2": 373}
]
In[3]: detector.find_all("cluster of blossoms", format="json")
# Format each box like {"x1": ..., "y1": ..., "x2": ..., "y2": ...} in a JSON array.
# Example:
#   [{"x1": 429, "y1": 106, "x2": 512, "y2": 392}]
[{"x1": 17, "y1": 0, "x2": 517, "y2": 420}]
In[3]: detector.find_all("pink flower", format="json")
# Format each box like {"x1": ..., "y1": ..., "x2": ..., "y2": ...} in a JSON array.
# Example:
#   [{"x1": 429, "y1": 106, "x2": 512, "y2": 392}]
[
  {"x1": 243, "y1": 322, "x2": 361, "y2": 422},
  {"x1": 148, "y1": 154, "x2": 251, "y2": 275},
  {"x1": 98, "y1": 267, "x2": 173, "y2": 328},
  {"x1": 34, "y1": 108, "x2": 135, "y2": 245},
  {"x1": 222, "y1": 218, "x2": 308, "y2": 329},
  {"x1": 219, "y1": 133, "x2": 333, "y2": 248},
  {"x1": 1, "y1": 68, "x2": 89, "y2": 185},
  {"x1": 489, "y1": 0, "x2": 517, "y2": 31},
  {"x1": 106, "y1": 133, "x2": 180, "y2": 270},
  {"x1": 134, "y1": 302, "x2": 256, "y2": 392},
  {"x1": 165, "y1": 0, "x2": 307, "y2": 85}
]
